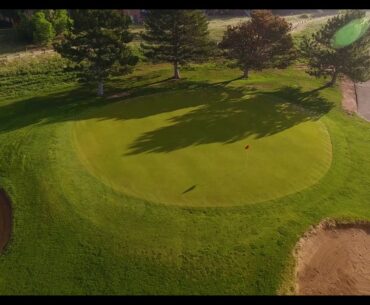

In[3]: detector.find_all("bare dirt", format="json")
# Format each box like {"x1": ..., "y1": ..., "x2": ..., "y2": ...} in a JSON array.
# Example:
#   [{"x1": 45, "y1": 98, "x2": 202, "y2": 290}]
[
  {"x1": 341, "y1": 77, "x2": 358, "y2": 115},
  {"x1": 0, "y1": 189, "x2": 12, "y2": 252},
  {"x1": 355, "y1": 81, "x2": 370, "y2": 122},
  {"x1": 295, "y1": 220, "x2": 370, "y2": 295}
]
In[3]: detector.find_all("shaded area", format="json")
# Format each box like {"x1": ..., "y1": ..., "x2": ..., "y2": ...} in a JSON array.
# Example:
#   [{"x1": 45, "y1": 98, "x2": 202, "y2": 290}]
[
  {"x1": 0, "y1": 188, "x2": 12, "y2": 253},
  {"x1": 0, "y1": 74, "x2": 240, "y2": 134},
  {"x1": 182, "y1": 185, "x2": 197, "y2": 194},
  {"x1": 125, "y1": 86, "x2": 334, "y2": 155},
  {"x1": 0, "y1": 72, "x2": 333, "y2": 153}
]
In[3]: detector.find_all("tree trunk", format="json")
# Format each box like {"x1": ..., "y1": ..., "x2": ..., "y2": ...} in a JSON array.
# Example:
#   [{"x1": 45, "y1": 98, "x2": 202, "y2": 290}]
[
  {"x1": 173, "y1": 61, "x2": 180, "y2": 79},
  {"x1": 242, "y1": 68, "x2": 249, "y2": 79},
  {"x1": 328, "y1": 71, "x2": 338, "y2": 87},
  {"x1": 97, "y1": 81, "x2": 104, "y2": 96}
]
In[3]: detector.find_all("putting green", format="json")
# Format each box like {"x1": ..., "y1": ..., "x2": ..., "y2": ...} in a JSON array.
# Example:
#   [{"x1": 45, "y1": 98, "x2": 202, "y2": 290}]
[
  {"x1": 73, "y1": 88, "x2": 332, "y2": 207},
  {"x1": 331, "y1": 18, "x2": 370, "y2": 49}
]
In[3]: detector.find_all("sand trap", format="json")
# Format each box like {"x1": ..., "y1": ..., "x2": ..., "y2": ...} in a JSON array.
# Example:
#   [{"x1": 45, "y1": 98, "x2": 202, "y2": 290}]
[
  {"x1": 0, "y1": 189, "x2": 12, "y2": 252},
  {"x1": 295, "y1": 220, "x2": 370, "y2": 295}
]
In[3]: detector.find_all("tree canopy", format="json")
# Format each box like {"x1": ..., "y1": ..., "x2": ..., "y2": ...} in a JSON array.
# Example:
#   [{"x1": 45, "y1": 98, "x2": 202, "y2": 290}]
[
  {"x1": 141, "y1": 10, "x2": 214, "y2": 79},
  {"x1": 219, "y1": 10, "x2": 296, "y2": 78},
  {"x1": 54, "y1": 9, "x2": 138, "y2": 96},
  {"x1": 300, "y1": 10, "x2": 370, "y2": 86}
]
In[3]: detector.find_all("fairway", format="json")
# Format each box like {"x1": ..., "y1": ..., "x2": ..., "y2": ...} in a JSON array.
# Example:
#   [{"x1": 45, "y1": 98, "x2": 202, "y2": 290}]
[{"x1": 73, "y1": 87, "x2": 332, "y2": 207}]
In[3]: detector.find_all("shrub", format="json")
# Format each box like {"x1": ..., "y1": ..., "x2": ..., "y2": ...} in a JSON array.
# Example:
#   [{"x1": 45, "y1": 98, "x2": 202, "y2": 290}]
[
  {"x1": 31, "y1": 12, "x2": 56, "y2": 46},
  {"x1": 50, "y1": 10, "x2": 73, "y2": 36}
]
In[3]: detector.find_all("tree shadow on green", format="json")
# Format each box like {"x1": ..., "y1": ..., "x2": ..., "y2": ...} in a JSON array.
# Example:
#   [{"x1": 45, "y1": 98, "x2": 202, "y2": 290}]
[
  {"x1": 124, "y1": 86, "x2": 334, "y2": 155},
  {"x1": 0, "y1": 74, "x2": 248, "y2": 134},
  {"x1": 0, "y1": 75, "x2": 333, "y2": 147}
]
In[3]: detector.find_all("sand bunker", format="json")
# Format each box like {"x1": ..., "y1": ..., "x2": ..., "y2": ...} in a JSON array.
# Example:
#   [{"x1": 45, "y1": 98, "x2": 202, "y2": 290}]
[
  {"x1": 295, "y1": 220, "x2": 370, "y2": 295},
  {"x1": 0, "y1": 189, "x2": 12, "y2": 252}
]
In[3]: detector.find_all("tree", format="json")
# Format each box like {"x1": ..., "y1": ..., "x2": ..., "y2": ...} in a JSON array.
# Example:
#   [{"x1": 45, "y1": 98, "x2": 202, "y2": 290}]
[
  {"x1": 141, "y1": 10, "x2": 213, "y2": 79},
  {"x1": 300, "y1": 10, "x2": 370, "y2": 86},
  {"x1": 219, "y1": 10, "x2": 295, "y2": 78},
  {"x1": 54, "y1": 10, "x2": 138, "y2": 96},
  {"x1": 51, "y1": 10, "x2": 73, "y2": 35},
  {"x1": 42, "y1": 9, "x2": 73, "y2": 36},
  {"x1": 31, "y1": 11, "x2": 56, "y2": 46}
]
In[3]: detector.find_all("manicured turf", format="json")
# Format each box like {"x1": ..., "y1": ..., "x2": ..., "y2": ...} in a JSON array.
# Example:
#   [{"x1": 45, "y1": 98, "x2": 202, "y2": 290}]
[
  {"x1": 73, "y1": 86, "x2": 332, "y2": 207},
  {"x1": 1, "y1": 62, "x2": 370, "y2": 295}
]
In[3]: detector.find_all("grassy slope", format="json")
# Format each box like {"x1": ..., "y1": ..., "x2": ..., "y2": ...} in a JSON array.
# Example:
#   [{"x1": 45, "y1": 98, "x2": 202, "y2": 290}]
[{"x1": 1, "y1": 60, "x2": 370, "y2": 294}]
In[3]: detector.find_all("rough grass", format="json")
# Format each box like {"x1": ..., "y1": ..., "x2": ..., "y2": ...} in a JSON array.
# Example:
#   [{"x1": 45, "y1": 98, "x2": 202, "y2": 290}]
[
  {"x1": 0, "y1": 53, "x2": 77, "y2": 98},
  {"x1": 1, "y1": 60, "x2": 370, "y2": 295}
]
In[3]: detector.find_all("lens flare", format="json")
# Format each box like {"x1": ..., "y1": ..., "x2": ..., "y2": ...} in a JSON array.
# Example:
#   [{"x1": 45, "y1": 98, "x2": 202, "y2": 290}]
[{"x1": 331, "y1": 17, "x2": 370, "y2": 49}]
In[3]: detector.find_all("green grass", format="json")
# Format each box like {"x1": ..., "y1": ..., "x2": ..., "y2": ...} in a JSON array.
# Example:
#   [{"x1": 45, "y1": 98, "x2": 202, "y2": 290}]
[
  {"x1": 73, "y1": 78, "x2": 332, "y2": 207},
  {"x1": 1, "y1": 61, "x2": 370, "y2": 294}
]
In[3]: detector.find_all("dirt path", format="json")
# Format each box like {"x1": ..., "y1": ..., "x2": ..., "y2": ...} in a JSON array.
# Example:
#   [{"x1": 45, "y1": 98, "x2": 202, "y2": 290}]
[
  {"x1": 295, "y1": 221, "x2": 370, "y2": 295},
  {"x1": 0, "y1": 189, "x2": 12, "y2": 252},
  {"x1": 355, "y1": 81, "x2": 370, "y2": 121},
  {"x1": 341, "y1": 77, "x2": 358, "y2": 115}
]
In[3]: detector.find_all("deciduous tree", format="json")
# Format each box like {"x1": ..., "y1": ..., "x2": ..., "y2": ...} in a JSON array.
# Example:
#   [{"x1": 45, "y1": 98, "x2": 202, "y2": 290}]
[{"x1": 219, "y1": 10, "x2": 295, "y2": 78}]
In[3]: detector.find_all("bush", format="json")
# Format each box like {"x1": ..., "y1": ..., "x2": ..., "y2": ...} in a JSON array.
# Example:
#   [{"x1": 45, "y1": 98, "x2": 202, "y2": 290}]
[
  {"x1": 31, "y1": 12, "x2": 56, "y2": 46},
  {"x1": 49, "y1": 9, "x2": 73, "y2": 36}
]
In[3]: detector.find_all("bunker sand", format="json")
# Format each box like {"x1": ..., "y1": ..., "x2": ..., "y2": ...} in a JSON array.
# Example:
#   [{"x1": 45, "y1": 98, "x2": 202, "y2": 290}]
[
  {"x1": 295, "y1": 221, "x2": 370, "y2": 295},
  {"x1": 0, "y1": 189, "x2": 12, "y2": 252}
]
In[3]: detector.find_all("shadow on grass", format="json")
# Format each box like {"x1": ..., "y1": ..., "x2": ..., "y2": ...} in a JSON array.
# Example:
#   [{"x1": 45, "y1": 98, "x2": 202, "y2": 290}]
[
  {"x1": 124, "y1": 85, "x2": 333, "y2": 154},
  {"x1": 0, "y1": 73, "x2": 334, "y2": 155},
  {"x1": 0, "y1": 75, "x2": 246, "y2": 133}
]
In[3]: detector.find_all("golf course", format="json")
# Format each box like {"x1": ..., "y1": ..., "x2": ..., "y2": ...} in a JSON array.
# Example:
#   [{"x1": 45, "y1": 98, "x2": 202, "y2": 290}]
[{"x1": 0, "y1": 10, "x2": 370, "y2": 295}]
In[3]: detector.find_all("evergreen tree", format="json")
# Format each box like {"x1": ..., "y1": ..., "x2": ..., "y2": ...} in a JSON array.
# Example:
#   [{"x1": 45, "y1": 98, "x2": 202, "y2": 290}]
[
  {"x1": 54, "y1": 9, "x2": 138, "y2": 96},
  {"x1": 141, "y1": 10, "x2": 213, "y2": 79},
  {"x1": 219, "y1": 10, "x2": 295, "y2": 78},
  {"x1": 300, "y1": 10, "x2": 370, "y2": 86}
]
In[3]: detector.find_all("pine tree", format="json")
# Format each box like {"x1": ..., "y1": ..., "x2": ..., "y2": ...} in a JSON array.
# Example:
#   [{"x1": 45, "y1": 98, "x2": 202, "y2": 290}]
[
  {"x1": 219, "y1": 10, "x2": 296, "y2": 78},
  {"x1": 54, "y1": 10, "x2": 138, "y2": 96},
  {"x1": 141, "y1": 10, "x2": 213, "y2": 79},
  {"x1": 300, "y1": 10, "x2": 370, "y2": 86}
]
